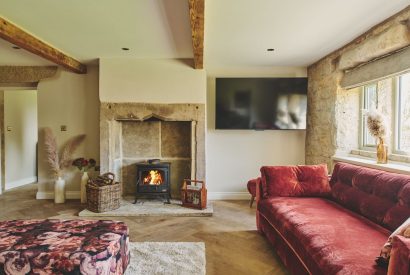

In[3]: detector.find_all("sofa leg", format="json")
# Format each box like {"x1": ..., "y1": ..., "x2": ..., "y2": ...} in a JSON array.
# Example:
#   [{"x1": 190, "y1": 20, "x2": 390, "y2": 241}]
[{"x1": 250, "y1": 195, "x2": 255, "y2": 208}]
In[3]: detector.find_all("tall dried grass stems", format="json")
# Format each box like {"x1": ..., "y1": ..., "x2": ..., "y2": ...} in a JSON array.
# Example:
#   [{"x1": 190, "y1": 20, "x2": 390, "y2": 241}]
[
  {"x1": 44, "y1": 128, "x2": 60, "y2": 178},
  {"x1": 366, "y1": 109, "x2": 389, "y2": 139},
  {"x1": 43, "y1": 127, "x2": 86, "y2": 179},
  {"x1": 60, "y1": 135, "x2": 86, "y2": 169}
]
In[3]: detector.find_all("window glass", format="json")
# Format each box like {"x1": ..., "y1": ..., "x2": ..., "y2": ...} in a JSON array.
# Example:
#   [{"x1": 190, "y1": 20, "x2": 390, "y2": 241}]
[
  {"x1": 363, "y1": 84, "x2": 378, "y2": 147},
  {"x1": 398, "y1": 73, "x2": 410, "y2": 153}
]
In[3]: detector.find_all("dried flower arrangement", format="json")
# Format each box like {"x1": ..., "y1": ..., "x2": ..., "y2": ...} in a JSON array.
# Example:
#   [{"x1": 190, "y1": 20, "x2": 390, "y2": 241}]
[
  {"x1": 72, "y1": 158, "x2": 98, "y2": 172},
  {"x1": 366, "y1": 109, "x2": 388, "y2": 139},
  {"x1": 366, "y1": 109, "x2": 389, "y2": 164},
  {"x1": 44, "y1": 127, "x2": 86, "y2": 179}
]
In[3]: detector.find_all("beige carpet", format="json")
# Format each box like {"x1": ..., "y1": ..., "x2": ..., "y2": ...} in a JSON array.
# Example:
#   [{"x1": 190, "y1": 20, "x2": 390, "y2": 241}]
[
  {"x1": 78, "y1": 198, "x2": 213, "y2": 217},
  {"x1": 125, "y1": 242, "x2": 206, "y2": 275}
]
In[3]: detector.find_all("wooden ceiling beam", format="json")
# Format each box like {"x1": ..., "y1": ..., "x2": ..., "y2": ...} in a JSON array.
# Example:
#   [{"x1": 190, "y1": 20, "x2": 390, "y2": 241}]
[
  {"x1": 0, "y1": 17, "x2": 87, "y2": 74},
  {"x1": 188, "y1": 0, "x2": 204, "y2": 69}
]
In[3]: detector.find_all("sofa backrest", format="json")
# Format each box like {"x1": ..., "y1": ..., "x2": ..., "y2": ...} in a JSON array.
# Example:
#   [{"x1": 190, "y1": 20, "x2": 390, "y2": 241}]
[
  {"x1": 260, "y1": 164, "x2": 331, "y2": 198},
  {"x1": 330, "y1": 162, "x2": 410, "y2": 231}
]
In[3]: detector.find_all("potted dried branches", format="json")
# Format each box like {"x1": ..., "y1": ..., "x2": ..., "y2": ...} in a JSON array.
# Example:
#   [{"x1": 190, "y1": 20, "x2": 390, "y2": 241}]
[
  {"x1": 366, "y1": 110, "x2": 389, "y2": 164},
  {"x1": 43, "y1": 128, "x2": 86, "y2": 203}
]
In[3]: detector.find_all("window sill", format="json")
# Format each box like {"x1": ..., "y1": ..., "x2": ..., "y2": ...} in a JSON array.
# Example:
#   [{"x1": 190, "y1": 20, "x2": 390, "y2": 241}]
[
  {"x1": 332, "y1": 154, "x2": 410, "y2": 175},
  {"x1": 351, "y1": 149, "x2": 410, "y2": 163}
]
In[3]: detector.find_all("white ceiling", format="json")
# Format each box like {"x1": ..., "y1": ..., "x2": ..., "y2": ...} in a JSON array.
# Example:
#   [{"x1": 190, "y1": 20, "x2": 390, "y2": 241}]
[
  {"x1": 0, "y1": 0, "x2": 193, "y2": 64},
  {"x1": 205, "y1": 0, "x2": 410, "y2": 68},
  {"x1": 0, "y1": 0, "x2": 409, "y2": 68},
  {"x1": 0, "y1": 39, "x2": 54, "y2": 65}
]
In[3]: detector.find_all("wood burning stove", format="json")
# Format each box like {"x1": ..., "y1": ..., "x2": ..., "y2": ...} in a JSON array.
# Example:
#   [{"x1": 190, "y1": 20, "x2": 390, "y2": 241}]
[{"x1": 134, "y1": 161, "x2": 171, "y2": 204}]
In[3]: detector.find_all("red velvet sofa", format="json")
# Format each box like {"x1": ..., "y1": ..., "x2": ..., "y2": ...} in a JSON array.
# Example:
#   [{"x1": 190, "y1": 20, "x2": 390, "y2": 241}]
[{"x1": 254, "y1": 162, "x2": 410, "y2": 274}]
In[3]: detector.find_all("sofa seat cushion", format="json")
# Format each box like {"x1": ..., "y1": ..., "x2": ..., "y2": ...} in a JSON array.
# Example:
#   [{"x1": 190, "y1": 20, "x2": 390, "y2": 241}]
[{"x1": 258, "y1": 197, "x2": 390, "y2": 275}]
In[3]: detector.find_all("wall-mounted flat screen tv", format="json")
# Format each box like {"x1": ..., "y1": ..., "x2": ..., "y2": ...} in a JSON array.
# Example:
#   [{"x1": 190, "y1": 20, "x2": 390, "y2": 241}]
[{"x1": 215, "y1": 78, "x2": 308, "y2": 130}]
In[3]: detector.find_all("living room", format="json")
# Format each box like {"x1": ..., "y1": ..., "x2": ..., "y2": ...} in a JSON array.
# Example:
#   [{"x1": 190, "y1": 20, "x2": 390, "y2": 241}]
[{"x1": 0, "y1": 1, "x2": 409, "y2": 274}]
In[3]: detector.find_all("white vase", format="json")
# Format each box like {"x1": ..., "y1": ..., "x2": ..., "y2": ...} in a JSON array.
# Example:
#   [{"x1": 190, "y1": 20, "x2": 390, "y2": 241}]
[
  {"x1": 81, "y1": 171, "x2": 89, "y2": 204},
  {"x1": 54, "y1": 177, "x2": 66, "y2": 203}
]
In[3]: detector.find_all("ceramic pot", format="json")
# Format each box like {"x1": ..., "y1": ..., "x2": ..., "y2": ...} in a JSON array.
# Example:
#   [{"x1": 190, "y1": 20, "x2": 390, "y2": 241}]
[
  {"x1": 81, "y1": 172, "x2": 89, "y2": 203},
  {"x1": 54, "y1": 177, "x2": 66, "y2": 203}
]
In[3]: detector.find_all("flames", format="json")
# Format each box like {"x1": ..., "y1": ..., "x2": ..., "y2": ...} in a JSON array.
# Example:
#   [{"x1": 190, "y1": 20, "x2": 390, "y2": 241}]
[{"x1": 143, "y1": 170, "x2": 163, "y2": 185}]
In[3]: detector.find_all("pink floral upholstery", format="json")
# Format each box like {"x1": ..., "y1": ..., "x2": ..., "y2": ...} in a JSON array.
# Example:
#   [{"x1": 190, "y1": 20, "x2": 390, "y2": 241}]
[
  {"x1": 377, "y1": 218, "x2": 410, "y2": 267},
  {"x1": 388, "y1": 235, "x2": 410, "y2": 275},
  {"x1": 0, "y1": 219, "x2": 130, "y2": 274}
]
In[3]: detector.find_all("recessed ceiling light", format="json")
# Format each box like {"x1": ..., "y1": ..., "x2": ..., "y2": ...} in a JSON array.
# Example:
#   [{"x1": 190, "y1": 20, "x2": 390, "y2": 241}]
[
  {"x1": 267, "y1": 48, "x2": 275, "y2": 52},
  {"x1": 12, "y1": 46, "x2": 20, "y2": 49},
  {"x1": 122, "y1": 47, "x2": 130, "y2": 51}
]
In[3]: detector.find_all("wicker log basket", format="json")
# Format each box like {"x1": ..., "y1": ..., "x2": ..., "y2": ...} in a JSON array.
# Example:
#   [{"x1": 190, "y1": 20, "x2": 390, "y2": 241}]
[{"x1": 86, "y1": 172, "x2": 121, "y2": 213}]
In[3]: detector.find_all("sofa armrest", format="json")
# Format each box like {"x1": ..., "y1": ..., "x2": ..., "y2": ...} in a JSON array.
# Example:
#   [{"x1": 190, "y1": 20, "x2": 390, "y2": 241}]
[
  {"x1": 255, "y1": 177, "x2": 262, "y2": 205},
  {"x1": 388, "y1": 235, "x2": 410, "y2": 275}
]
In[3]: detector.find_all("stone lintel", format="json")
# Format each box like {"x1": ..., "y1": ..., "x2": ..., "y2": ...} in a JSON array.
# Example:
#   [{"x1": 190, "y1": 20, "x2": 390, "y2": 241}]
[{"x1": 0, "y1": 66, "x2": 58, "y2": 85}]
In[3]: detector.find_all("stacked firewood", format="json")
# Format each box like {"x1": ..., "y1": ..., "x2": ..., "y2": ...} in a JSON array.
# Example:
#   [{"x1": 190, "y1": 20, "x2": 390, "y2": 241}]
[{"x1": 88, "y1": 172, "x2": 117, "y2": 187}]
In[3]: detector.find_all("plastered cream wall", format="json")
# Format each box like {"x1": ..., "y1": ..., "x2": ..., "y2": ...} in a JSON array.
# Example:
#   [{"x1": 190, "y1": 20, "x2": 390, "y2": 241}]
[
  {"x1": 206, "y1": 67, "x2": 307, "y2": 198},
  {"x1": 99, "y1": 58, "x2": 206, "y2": 103},
  {"x1": 36, "y1": 66, "x2": 99, "y2": 198},
  {"x1": 4, "y1": 90, "x2": 37, "y2": 189}
]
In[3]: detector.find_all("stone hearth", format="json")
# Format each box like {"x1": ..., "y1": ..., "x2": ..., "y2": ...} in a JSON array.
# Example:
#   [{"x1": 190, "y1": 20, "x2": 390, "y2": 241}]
[
  {"x1": 100, "y1": 103, "x2": 205, "y2": 199},
  {"x1": 79, "y1": 199, "x2": 213, "y2": 217}
]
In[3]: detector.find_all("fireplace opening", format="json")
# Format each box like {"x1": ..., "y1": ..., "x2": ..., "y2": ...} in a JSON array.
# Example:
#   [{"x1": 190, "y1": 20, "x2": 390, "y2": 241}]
[
  {"x1": 135, "y1": 161, "x2": 171, "y2": 204},
  {"x1": 142, "y1": 170, "x2": 164, "y2": 185}
]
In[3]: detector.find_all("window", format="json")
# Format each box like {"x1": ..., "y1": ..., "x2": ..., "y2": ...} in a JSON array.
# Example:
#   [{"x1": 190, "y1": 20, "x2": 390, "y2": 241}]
[
  {"x1": 360, "y1": 72, "x2": 410, "y2": 156},
  {"x1": 396, "y1": 72, "x2": 410, "y2": 154},
  {"x1": 362, "y1": 84, "x2": 378, "y2": 148}
]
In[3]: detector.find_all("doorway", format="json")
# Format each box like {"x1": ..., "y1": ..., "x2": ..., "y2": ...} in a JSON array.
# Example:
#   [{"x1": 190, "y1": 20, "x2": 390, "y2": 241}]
[{"x1": 2, "y1": 90, "x2": 38, "y2": 192}]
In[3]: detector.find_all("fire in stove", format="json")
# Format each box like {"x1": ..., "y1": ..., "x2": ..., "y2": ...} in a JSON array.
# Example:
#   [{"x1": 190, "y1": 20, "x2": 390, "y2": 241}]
[{"x1": 143, "y1": 170, "x2": 163, "y2": 185}]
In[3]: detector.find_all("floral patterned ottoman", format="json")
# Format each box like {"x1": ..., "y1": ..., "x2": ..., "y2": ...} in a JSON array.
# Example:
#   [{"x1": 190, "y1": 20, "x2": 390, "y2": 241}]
[{"x1": 0, "y1": 219, "x2": 130, "y2": 274}]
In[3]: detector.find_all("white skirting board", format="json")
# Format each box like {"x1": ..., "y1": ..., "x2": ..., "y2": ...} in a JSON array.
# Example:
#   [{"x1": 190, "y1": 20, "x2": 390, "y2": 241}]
[
  {"x1": 207, "y1": 192, "x2": 250, "y2": 200},
  {"x1": 36, "y1": 191, "x2": 250, "y2": 200},
  {"x1": 6, "y1": 177, "x2": 37, "y2": 190},
  {"x1": 36, "y1": 191, "x2": 80, "y2": 200}
]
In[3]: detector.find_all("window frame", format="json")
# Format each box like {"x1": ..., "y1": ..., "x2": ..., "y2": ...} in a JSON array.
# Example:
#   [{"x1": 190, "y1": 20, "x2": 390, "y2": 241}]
[
  {"x1": 394, "y1": 74, "x2": 410, "y2": 155},
  {"x1": 359, "y1": 83, "x2": 378, "y2": 151}
]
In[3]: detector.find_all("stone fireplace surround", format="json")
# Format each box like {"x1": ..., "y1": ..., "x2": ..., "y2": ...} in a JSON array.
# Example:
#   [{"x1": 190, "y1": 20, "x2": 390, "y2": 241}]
[{"x1": 100, "y1": 103, "x2": 205, "y2": 199}]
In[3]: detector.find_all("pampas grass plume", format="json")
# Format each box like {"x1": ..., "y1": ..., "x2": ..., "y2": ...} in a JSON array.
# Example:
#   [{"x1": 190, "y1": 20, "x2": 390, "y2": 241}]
[
  {"x1": 44, "y1": 127, "x2": 60, "y2": 178},
  {"x1": 366, "y1": 109, "x2": 388, "y2": 139},
  {"x1": 43, "y1": 128, "x2": 86, "y2": 179},
  {"x1": 59, "y1": 134, "x2": 86, "y2": 169}
]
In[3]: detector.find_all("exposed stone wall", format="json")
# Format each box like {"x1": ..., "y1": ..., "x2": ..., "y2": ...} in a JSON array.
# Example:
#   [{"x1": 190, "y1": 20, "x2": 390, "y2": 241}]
[
  {"x1": 334, "y1": 87, "x2": 360, "y2": 155},
  {"x1": 306, "y1": 6, "x2": 410, "y2": 169},
  {"x1": 306, "y1": 61, "x2": 339, "y2": 166}
]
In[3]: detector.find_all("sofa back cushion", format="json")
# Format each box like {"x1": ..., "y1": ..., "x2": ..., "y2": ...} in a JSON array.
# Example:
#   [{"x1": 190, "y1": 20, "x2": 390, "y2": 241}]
[
  {"x1": 260, "y1": 164, "x2": 331, "y2": 198},
  {"x1": 330, "y1": 162, "x2": 410, "y2": 231}
]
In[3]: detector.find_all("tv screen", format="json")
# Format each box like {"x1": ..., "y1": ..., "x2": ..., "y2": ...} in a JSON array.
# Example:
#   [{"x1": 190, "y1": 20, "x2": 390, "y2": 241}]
[{"x1": 215, "y1": 78, "x2": 308, "y2": 130}]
